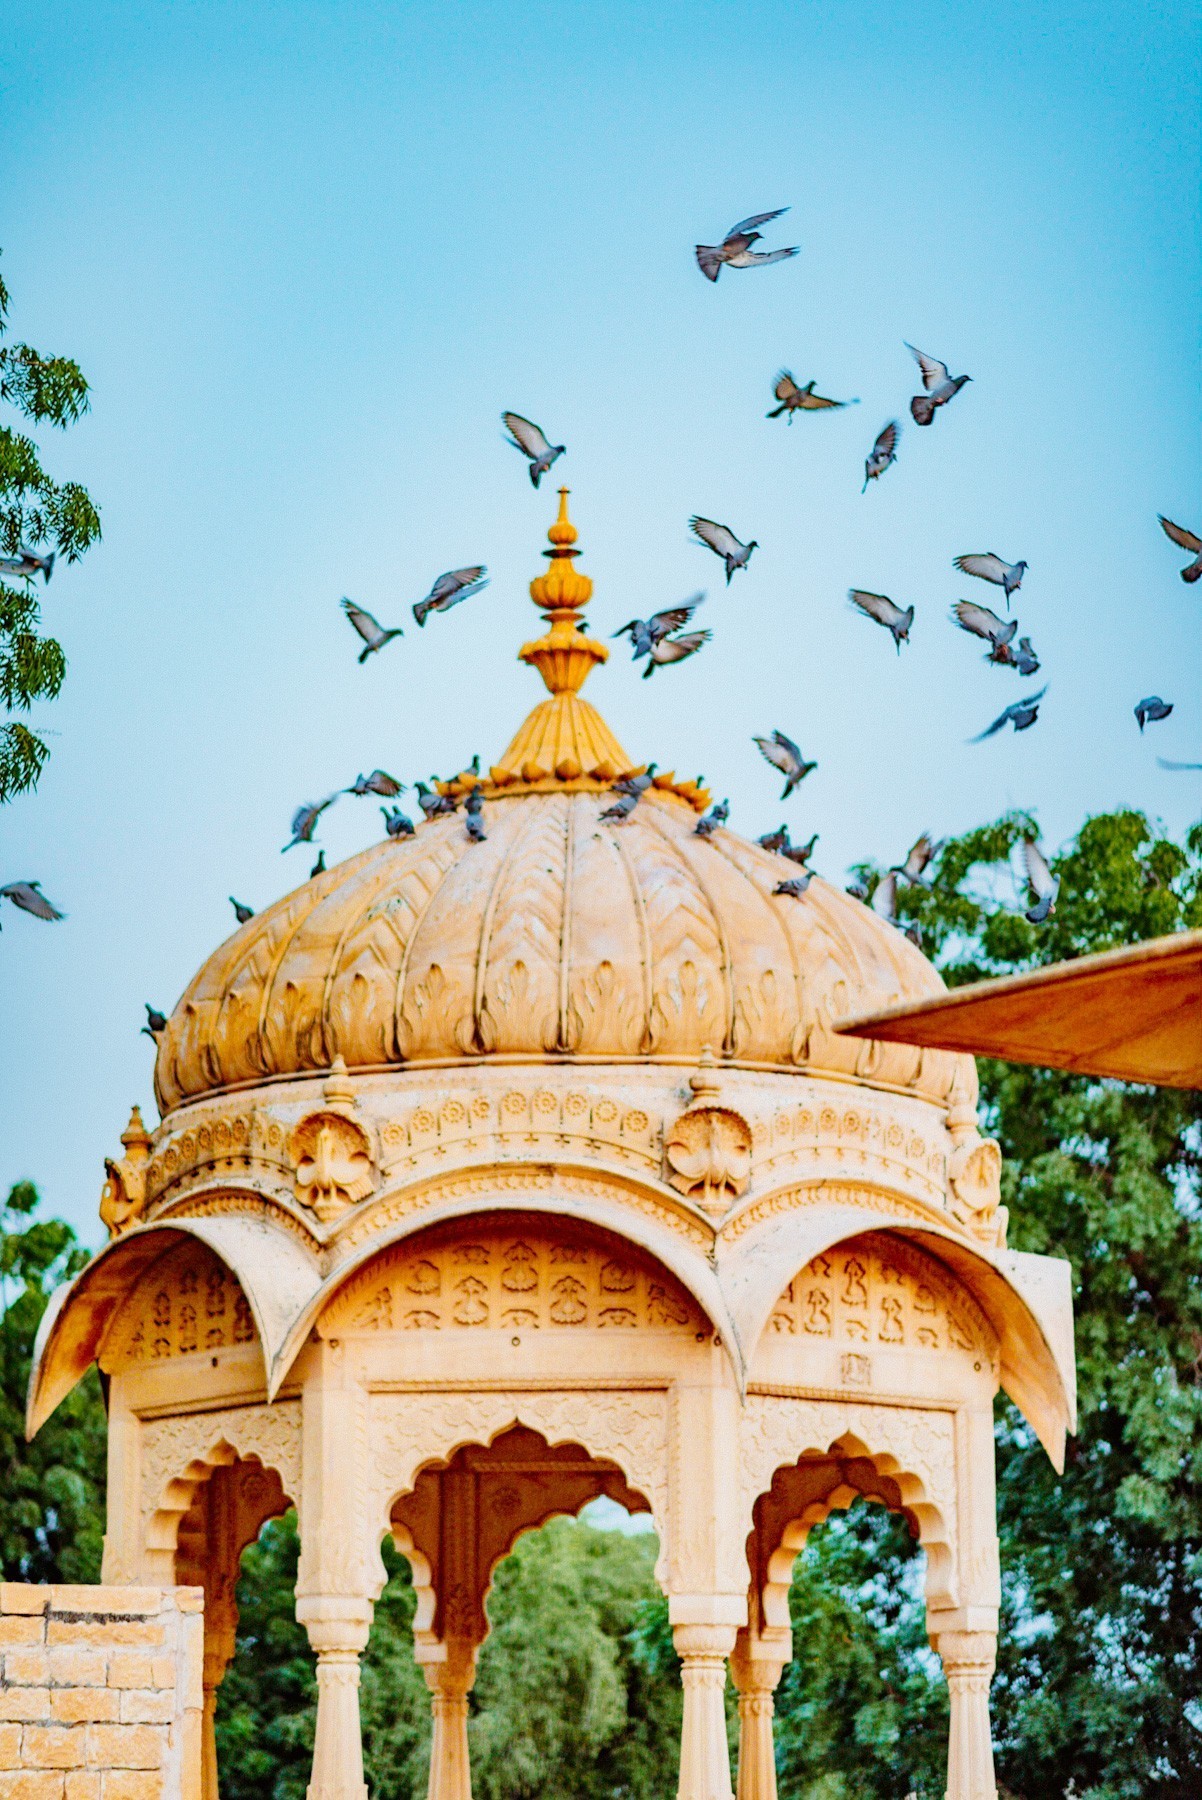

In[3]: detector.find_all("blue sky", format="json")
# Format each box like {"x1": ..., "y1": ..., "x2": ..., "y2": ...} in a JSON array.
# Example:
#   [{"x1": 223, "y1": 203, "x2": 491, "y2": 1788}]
[{"x1": 2, "y1": 0, "x2": 1199, "y2": 1239}]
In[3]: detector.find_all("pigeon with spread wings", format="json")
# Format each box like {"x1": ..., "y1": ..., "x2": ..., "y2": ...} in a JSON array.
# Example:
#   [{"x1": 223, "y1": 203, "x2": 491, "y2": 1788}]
[
  {"x1": 690, "y1": 517, "x2": 756, "y2": 582},
  {"x1": 970, "y1": 687, "x2": 1048, "y2": 742},
  {"x1": 1158, "y1": 515, "x2": 1202, "y2": 583},
  {"x1": 862, "y1": 421, "x2": 899, "y2": 492},
  {"x1": 892, "y1": 833, "x2": 944, "y2": 886},
  {"x1": 848, "y1": 588, "x2": 913, "y2": 651},
  {"x1": 695, "y1": 210, "x2": 798, "y2": 282},
  {"x1": 282, "y1": 793, "x2": 339, "y2": 852},
  {"x1": 0, "y1": 880, "x2": 64, "y2": 922},
  {"x1": 906, "y1": 344, "x2": 971, "y2": 425},
  {"x1": 342, "y1": 599, "x2": 403, "y2": 662},
  {"x1": 752, "y1": 730, "x2": 817, "y2": 799},
  {"x1": 950, "y1": 600, "x2": 1020, "y2": 665},
  {"x1": 767, "y1": 372, "x2": 857, "y2": 421},
  {"x1": 643, "y1": 629, "x2": 711, "y2": 676},
  {"x1": 502, "y1": 413, "x2": 565, "y2": 487},
  {"x1": 412, "y1": 566, "x2": 489, "y2": 627},
  {"x1": 1134, "y1": 696, "x2": 1173, "y2": 733},
  {"x1": 614, "y1": 594, "x2": 705, "y2": 661},
  {"x1": 1021, "y1": 840, "x2": 1059, "y2": 923},
  {"x1": 954, "y1": 554, "x2": 1027, "y2": 609},
  {"x1": 0, "y1": 546, "x2": 54, "y2": 583}
]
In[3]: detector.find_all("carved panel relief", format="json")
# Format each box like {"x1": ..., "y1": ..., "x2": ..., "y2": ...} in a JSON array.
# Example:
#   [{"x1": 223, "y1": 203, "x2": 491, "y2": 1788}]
[
  {"x1": 140, "y1": 1400, "x2": 303, "y2": 1554},
  {"x1": 317, "y1": 1220, "x2": 704, "y2": 1338},
  {"x1": 765, "y1": 1233, "x2": 996, "y2": 1363},
  {"x1": 99, "y1": 1240, "x2": 258, "y2": 1373}
]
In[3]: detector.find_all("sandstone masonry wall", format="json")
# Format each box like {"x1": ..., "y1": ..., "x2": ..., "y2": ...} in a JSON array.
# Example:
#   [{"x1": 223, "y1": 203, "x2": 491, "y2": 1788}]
[{"x1": 0, "y1": 1585, "x2": 202, "y2": 1800}]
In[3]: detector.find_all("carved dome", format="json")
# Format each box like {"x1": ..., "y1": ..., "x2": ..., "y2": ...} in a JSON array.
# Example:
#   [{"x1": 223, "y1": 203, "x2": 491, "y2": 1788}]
[{"x1": 153, "y1": 492, "x2": 964, "y2": 1115}]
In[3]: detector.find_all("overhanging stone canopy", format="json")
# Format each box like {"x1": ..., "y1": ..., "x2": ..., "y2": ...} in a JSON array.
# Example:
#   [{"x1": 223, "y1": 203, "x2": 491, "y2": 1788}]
[{"x1": 30, "y1": 494, "x2": 1076, "y2": 1800}]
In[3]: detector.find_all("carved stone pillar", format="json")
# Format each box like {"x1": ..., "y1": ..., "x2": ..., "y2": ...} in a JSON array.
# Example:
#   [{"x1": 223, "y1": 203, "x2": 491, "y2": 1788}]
[
  {"x1": 673, "y1": 1622, "x2": 737, "y2": 1800},
  {"x1": 728, "y1": 1627, "x2": 790, "y2": 1800},
  {"x1": 417, "y1": 1639, "x2": 477, "y2": 1800},
  {"x1": 934, "y1": 1631, "x2": 997, "y2": 1800},
  {"x1": 297, "y1": 1602, "x2": 372, "y2": 1800}
]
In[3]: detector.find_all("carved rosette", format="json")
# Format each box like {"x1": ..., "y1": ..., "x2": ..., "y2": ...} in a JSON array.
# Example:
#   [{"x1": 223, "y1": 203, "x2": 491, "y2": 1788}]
[
  {"x1": 664, "y1": 1050, "x2": 753, "y2": 1217},
  {"x1": 289, "y1": 1059, "x2": 376, "y2": 1222}
]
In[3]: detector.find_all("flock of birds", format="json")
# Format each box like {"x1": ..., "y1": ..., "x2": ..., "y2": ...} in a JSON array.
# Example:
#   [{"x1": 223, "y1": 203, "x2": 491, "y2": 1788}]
[{"x1": 5, "y1": 206, "x2": 1198, "y2": 971}]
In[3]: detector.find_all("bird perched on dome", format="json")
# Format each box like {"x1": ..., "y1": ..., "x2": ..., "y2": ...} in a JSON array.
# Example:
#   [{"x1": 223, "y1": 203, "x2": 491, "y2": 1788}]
[
  {"x1": 230, "y1": 897, "x2": 254, "y2": 924},
  {"x1": 690, "y1": 517, "x2": 756, "y2": 583},
  {"x1": 0, "y1": 880, "x2": 64, "y2": 922},
  {"x1": 502, "y1": 413, "x2": 566, "y2": 487},
  {"x1": 0, "y1": 545, "x2": 54, "y2": 582},
  {"x1": 906, "y1": 344, "x2": 971, "y2": 425},
  {"x1": 1134, "y1": 696, "x2": 1173, "y2": 732},
  {"x1": 415, "y1": 781, "x2": 458, "y2": 819},
  {"x1": 412, "y1": 567, "x2": 489, "y2": 627},
  {"x1": 283, "y1": 793, "x2": 339, "y2": 851},
  {"x1": 971, "y1": 687, "x2": 1048, "y2": 742},
  {"x1": 310, "y1": 850, "x2": 326, "y2": 878},
  {"x1": 643, "y1": 628, "x2": 711, "y2": 675},
  {"x1": 766, "y1": 373, "x2": 857, "y2": 421},
  {"x1": 612, "y1": 765, "x2": 658, "y2": 799},
  {"x1": 862, "y1": 422, "x2": 899, "y2": 492},
  {"x1": 600, "y1": 789, "x2": 639, "y2": 822},
  {"x1": 774, "y1": 874, "x2": 812, "y2": 898},
  {"x1": 464, "y1": 790, "x2": 487, "y2": 843},
  {"x1": 849, "y1": 589, "x2": 913, "y2": 651},
  {"x1": 344, "y1": 769, "x2": 404, "y2": 798},
  {"x1": 695, "y1": 799, "x2": 729, "y2": 837},
  {"x1": 954, "y1": 554, "x2": 1027, "y2": 610},
  {"x1": 142, "y1": 1004, "x2": 167, "y2": 1042},
  {"x1": 1021, "y1": 840, "x2": 1059, "y2": 923},
  {"x1": 614, "y1": 595, "x2": 705, "y2": 662},
  {"x1": 341, "y1": 598, "x2": 403, "y2": 662},
  {"x1": 1158, "y1": 515, "x2": 1202, "y2": 583},
  {"x1": 381, "y1": 806, "x2": 415, "y2": 838},
  {"x1": 695, "y1": 209, "x2": 798, "y2": 282},
  {"x1": 753, "y1": 730, "x2": 816, "y2": 799}
]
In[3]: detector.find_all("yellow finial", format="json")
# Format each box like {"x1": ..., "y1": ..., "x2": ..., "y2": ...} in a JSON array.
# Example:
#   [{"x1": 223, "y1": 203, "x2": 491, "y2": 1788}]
[
  {"x1": 523, "y1": 489, "x2": 603, "y2": 693},
  {"x1": 546, "y1": 487, "x2": 578, "y2": 548}
]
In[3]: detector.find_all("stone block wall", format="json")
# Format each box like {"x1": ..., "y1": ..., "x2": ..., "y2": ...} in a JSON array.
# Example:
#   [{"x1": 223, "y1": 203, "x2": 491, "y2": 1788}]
[{"x1": 0, "y1": 1585, "x2": 202, "y2": 1800}]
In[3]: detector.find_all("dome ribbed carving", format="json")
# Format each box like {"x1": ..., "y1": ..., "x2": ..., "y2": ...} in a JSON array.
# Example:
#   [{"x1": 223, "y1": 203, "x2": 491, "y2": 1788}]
[{"x1": 154, "y1": 791, "x2": 960, "y2": 1114}]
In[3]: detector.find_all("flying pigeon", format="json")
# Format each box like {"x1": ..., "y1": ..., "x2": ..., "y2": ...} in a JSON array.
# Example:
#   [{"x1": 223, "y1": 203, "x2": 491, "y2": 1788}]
[
  {"x1": 614, "y1": 594, "x2": 705, "y2": 661},
  {"x1": 642, "y1": 629, "x2": 711, "y2": 676},
  {"x1": 142, "y1": 1004, "x2": 167, "y2": 1040},
  {"x1": 694, "y1": 799, "x2": 730, "y2": 837},
  {"x1": 382, "y1": 806, "x2": 415, "y2": 838},
  {"x1": 502, "y1": 413, "x2": 565, "y2": 487},
  {"x1": 950, "y1": 601, "x2": 1018, "y2": 660},
  {"x1": 862, "y1": 422, "x2": 899, "y2": 492},
  {"x1": 970, "y1": 686, "x2": 1048, "y2": 742},
  {"x1": 310, "y1": 850, "x2": 326, "y2": 878},
  {"x1": 753, "y1": 730, "x2": 817, "y2": 799},
  {"x1": 412, "y1": 567, "x2": 489, "y2": 628},
  {"x1": 341, "y1": 598, "x2": 403, "y2": 662},
  {"x1": 906, "y1": 344, "x2": 971, "y2": 425},
  {"x1": 1021, "y1": 840, "x2": 1059, "y2": 923},
  {"x1": 871, "y1": 872, "x2": 898, "y2": 920},
  {"x1": 892, "y1": 832, "x2": 943, "y2": 886},
  {"x1": 1158, "y1": 515, "x2": 1202, "y2": 583},
  {"x1": 695, "y1": 210, "x2": 798, "y2": 282},
  {"x1": 415, "y1": 781, "x2": 457, "y2": 819},
  {"x1": 282, "y1": 793, "x2": 339, "y2": 851},
  {"x1": 344, "y1": 769, "x2": 404, "y2": 798},
  {"x1": 230, "y1": 897, "x2": 254, "y2": 925},
  {"x1": 848, "y1": 589, "x2": 913, "y2": 651},
  {"x1": 954, "y1": 554, "x2": 1027, "y2": 609},
  {"x1": 1012, "y1": 637, "x2": 1041, "y2": 677},
  {"x1": 0, "y1": 880, "x2": 64, "y2": 921},
  {"x1": 0, "y1": 546, "x2": 55, "y2": 582},
  {"x1": 690, "y1": 517, "x2": 756, "y2": 583},
  {"x1": 1134, "y1": 696, "x2": 1173, "y2": 732},
  {"x1": 1157, "y1": 757, "x2": 1202, "y2": 771},
  {"x1": 773, "y1": 875, "x2": 812, "y2": 898},
  {"x1": 904, "y1": 921, "x2": 924, "y2": 949},
  {"x1": 600, "y1": 789, "x2": 640, "y2": 822},
  {"x1": 767, "y1": 373, "x2": 857, "y2": 421}
]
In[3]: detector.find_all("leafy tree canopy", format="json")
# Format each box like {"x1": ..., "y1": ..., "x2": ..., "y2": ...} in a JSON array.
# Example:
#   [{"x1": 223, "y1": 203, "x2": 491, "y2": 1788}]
[{"x1": 0, "y1": 257, "x2": 100, "y2": 801}]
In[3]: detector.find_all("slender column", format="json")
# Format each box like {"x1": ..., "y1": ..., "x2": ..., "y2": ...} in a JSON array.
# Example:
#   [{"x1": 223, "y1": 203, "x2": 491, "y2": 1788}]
[
  {"x1": 673, "y1": 1622, "x2": 737, "y2": 1800},
  {"x1": 419, "y1": 1640, "x2": 477, "y2": 1800},
  {"x1": 728, "y1": 1627, "x2": 790, "y2": 1800},
  {"x1": 934, "y1": 1631, "x2": 997, "y2": 1800},
  {"x1": 298, "y1": 1603, "x2": 372, "y2": 1800}
]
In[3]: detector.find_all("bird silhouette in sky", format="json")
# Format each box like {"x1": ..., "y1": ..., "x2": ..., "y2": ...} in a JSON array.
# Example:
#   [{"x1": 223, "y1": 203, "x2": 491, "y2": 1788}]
[
  {"x1": 695, "y1": 210, "x2": 798, "y2": 281},
  {"x1": 955, "y1": 553, "x2": 1027, "y2": 609},
  {"x1": 412, "y1": 567, "x2": 489, "y2": 627},
  {"x1": 282, "y1": 794, "x2": 339, "y2": 851},
  {"x1": 862, "y1": 422, "x2": 899, "y2": 492},
  {"x1": 767, "y1": 373, "x2": 857, "y2": 420},
  {"x1": 1134, "y1": 696, "x2": 1173, "y2": 732},
  {"x1": 1158, "y1": 515, "x2": 1202, "y2": 583},
  {"x1": 906, "y1": 344, "x2": 971, "y2": 425},
  {"x1": 502, "y1": 414, "x2": 566, "y2": 487},
  {"x1": 1021, "y1": 840, "x2": 1059, "y2": 923},
  {"x1": 342, "y1": 599, "x2": 403, "y2": 662},
  {"x1": 643, "y1": 629, "x2": 711, "y2": 675},
  {"x1": 0, "y1": 880, "x2": 64, "y2": 922},
  {"x1": 971, "y1": 687, "x2": 1048, "y2": 741},
  {"x1": 690, "y1": 517, "x2": 756, "y2": 582},
  {"x1": 849, "y1": 588, "x2": 913, "y2": 651},
  {"x1": 614, "y1": 595, "x2": 705, "y2": 661},
  {"x1": 753, "y1": 730, "x2": 817, "y2": 798},
  {"x1": 344, "y1": 769, "x2": 404, "y2": 798},
  {"x1": 0, "y1": 546, "x2": 54, "y2": 582}
]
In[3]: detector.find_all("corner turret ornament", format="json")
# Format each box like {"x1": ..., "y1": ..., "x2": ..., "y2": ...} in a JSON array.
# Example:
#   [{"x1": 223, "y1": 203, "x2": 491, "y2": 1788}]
[
  {"x1": 664, "y1": 1048, "x2": 753, "y2": 1216},
  {"x1": 288, "y1": 1056, "x2": 376, "y2": 1222},
  {"x1": 99, "y1": 1106, "x2": 153, "y2": 1237},
  {"x1": 944, "y1": 1063, "x2": 1007, "y2": 1246}
]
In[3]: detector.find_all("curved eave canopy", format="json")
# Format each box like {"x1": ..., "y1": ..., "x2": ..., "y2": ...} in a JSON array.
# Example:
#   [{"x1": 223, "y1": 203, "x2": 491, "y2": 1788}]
[
  {"x1": 725, "y1": 1201, "x2": 1076, "y2": 1470},
  {"x1": 27, "y1": 1216, "x2": 321, "y2": 1438},
  {"x1": 837, "y1": 929, "x2": 1202, "y2": 1089}
]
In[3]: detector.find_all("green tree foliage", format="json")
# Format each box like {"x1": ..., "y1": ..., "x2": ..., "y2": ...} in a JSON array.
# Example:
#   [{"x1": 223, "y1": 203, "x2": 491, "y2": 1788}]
[
  {"x1": 0, "y1": 257, "x2": 101, "y2": 801},
  {"x1": 0, "y1": 1181, "x2": 106, "y2": 1582}
]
